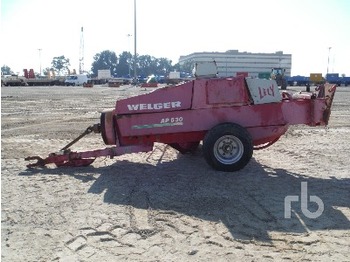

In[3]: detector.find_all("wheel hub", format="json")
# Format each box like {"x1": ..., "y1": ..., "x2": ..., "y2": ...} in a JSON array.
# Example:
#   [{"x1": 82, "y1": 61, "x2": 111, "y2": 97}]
[
  {"x1": 214, "y1": 135, "x2": 244, "y2": 165},
  {"x1": 221, "y1": 142, "x2": 234, "y2": 154}
]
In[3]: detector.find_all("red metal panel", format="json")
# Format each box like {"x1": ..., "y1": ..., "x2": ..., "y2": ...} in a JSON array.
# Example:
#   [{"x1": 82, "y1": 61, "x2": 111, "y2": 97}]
[
  {"x1": 207, "y1": 77, "x2": 250, "y2": 104},
  {"x1": 281, "y1": 98, "x2": 327, "y2": 126},
  {"x1": 115, "y1": 102, "x2": 286, "y2": 145},
  {"x1": 114, "y1": 78, "x2": 336, "y2": 149},
  {"x1": 115, "y1": 81, "x2": 193, "y2": 114},
  {"x1": 29, "y1": 69, "x2": 35, "y2": 78},
  {"x1": 247, "y1": 125, "x2": 289, "y2": 146},
  {"x1": 312, "y1": 99, "x2": 326, "y2": 125},
  {"x1": 281, "y1": 99, "x2": 312, "y2": 125},
  {"x1": 118, "y1": 131, "x2": 205, "y2": 146},
  {"x1": 23, "y1": 69, "x2": 29, "y2": 78},
  {"x1": 192, "y1": 77, "x2": 250, "y2": 109},
  {"x1": 101, "y1": 110, "x2": 117, "y2": 145}
]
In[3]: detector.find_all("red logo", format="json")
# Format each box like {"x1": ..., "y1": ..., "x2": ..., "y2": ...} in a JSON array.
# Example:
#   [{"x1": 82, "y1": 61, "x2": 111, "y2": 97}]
[{"x1": 258, "y1": 84, "x2": 275, "y2": 99}]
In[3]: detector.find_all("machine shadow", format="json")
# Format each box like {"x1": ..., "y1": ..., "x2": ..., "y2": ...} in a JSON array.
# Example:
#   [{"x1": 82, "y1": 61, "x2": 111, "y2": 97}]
[{"x1": 21, "y1": 151, "x2": 350, "y2": 242}]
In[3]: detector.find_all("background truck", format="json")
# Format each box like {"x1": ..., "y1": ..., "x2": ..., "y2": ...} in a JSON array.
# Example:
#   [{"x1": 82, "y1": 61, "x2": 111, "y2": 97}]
[
  {"x1": 65, "y1": 74, "x2": 89, "y2": 86},
  {"x1": 326, "y1": 73, "x2": 343, "y2": 86},
  {"x1": 309, "y1": 73, "x2": 325, "y2": 85},
  {"x1": 286, "y1": 75, "x2": 310, "y2": 86},
  {"x1": 1, "y1": 74, "x2": 27, "y2": 86},
  {"x1": 271, "y1": 68, "x2": 287, "y2": 90},
  {"x1": 166, "y1": 71, "x2": 182, "y2": 85}
]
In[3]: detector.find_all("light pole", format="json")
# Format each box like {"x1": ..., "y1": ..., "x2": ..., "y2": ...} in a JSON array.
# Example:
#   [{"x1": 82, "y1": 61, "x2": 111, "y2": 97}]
[
  {"x1": 127, "y1": 34, "x2": 132, "y2": 78},
  {"x1": 327, "y1": 47, "x2": 332, "y2": 76},
  {"x1": 38, "y1": 48, "x2": 42, "y2": 76},
  {"x1": 133, "y1": 0, "x2": 137, "y2": 85}
]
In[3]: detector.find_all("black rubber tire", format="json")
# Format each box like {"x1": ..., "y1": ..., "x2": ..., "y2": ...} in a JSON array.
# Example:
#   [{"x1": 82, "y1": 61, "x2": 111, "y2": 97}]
[{"x1": 203, "y1": 123, "x2": 253, "y2": 172}]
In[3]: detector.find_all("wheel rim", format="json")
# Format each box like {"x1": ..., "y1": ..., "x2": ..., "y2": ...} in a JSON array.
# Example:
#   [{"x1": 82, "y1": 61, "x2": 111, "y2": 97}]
[{"x1": 213, "y1": 135, "x2": 244, "y2": 165}]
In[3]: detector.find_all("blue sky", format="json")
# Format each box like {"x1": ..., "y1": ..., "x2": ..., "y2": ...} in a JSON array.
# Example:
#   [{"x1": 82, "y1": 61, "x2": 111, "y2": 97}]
[{"x1": 1, "y1": 0, "x2": 349, "y2": 76}]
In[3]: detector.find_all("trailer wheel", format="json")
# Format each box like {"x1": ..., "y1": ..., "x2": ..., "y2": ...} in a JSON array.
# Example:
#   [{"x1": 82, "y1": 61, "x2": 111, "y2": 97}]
[{"x1": 203, "y1": 123, "x2": 253, "y2": 172}]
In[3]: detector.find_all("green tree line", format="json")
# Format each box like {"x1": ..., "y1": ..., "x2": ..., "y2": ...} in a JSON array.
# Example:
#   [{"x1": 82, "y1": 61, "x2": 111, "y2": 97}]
[{"x1": 2, "y1": 50, "x2": 195, "y2": 78}]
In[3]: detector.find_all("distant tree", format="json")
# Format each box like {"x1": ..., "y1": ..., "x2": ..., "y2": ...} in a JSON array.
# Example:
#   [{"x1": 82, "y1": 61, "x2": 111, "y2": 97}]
[
  {"x1": 91, "y1": 50, "x2": 118, "y2": 77},
  {"x1": 116, "y1": 51, "x2": 132, "y2": 77},
  {"x1": 43, "y1": 67, "x2": 50, "y2": 76},
  {"x1": 137, "y1": 55, "x2": 172, "y2": 77},
  {"x1": 137, "y1": 55, "x2": 154, "y2": 77},
  {"x1": 88, "y1": 50, "x2": 181, "y2": 79},
  {"x1": 51, "y1": 56, "x2": 70, "y2": 75},
  {"x1": 171, "y1": 63, "x2": 181, "y2": 72},
  {"x1": 1, "y1": 65, "x2": 13, "y2": 75},
  {"x1": 155, "y1": 57, "x2": 173, "y2": 76},
  {"x1": 179, "y1": 60, "x2": 194, "y2": 75}
]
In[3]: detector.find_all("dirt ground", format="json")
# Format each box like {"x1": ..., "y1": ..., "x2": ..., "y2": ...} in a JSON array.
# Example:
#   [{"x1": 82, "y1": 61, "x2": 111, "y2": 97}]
[{"x1": 1, "y1": 84, "x2": 349, "y2": 261}]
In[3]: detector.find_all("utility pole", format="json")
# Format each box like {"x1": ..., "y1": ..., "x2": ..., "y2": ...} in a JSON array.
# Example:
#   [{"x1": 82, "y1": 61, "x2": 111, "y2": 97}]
[
  {"x1": 127, "y1": 34, "x2": 132, "y2": 78},
  {"x1": 79, "y1": 27, "x2": 85, "y2": 74},
  {"x1": 326, "y1": 47, "x2": 332, "y2": 76},
  {"x1": 133, "y1": 0, "x2": 137, "y2": 84},
  {"x1": 38, "y1": 48, "x2": 42, "y2": 76}
]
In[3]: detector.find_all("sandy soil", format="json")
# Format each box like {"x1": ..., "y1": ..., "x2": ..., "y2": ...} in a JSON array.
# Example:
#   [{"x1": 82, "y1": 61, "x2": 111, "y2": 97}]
[{"x1": 1, "y1": 84, "x2": 349, "y2": 261}]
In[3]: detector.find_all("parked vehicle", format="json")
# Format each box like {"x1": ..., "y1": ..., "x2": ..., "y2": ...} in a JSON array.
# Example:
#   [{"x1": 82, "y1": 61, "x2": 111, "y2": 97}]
[
  {"x1": 342, "y1": 77, "x2": 350, "y2": 86},
  {"x1": 271, "y1": 68, "x2": 287, "y2": 90},
  {"x1": 287, "y1": 75, "x2": 310, "y2": 86},
  {"x1": 309, "y1": 73, "x2": 325, "y2": 85},
  {"x1": 326, "y1": 73, "x2": 348, "y2": 86},
  {"x1": 258, "y1": 72, "x2": 271, "y2": 80},
  {"x1": 65, "y1": 74, "x2": 89, "y2": 86}
]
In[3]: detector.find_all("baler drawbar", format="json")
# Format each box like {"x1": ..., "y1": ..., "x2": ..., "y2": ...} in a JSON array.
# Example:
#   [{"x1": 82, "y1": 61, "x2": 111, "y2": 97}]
[{"x1": 25, "y1": 76, "x2": 336, "y2": 171}]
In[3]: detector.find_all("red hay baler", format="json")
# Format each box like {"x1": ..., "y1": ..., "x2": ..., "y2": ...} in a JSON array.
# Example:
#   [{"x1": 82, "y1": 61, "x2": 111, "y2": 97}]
[{"x1": 26, "y1": 77, "x2": 336, "y2": 172}]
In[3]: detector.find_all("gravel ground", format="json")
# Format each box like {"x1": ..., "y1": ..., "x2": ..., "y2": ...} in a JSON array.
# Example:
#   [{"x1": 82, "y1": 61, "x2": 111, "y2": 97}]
[{"x1": 1, "y1": 84, "x2": 349, "y2": 261}]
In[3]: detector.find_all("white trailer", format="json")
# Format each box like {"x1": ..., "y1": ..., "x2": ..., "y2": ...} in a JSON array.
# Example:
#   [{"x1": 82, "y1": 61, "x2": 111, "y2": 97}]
[{"x1": 98, "y1": 70, "x2": 111, "y2": 80}]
